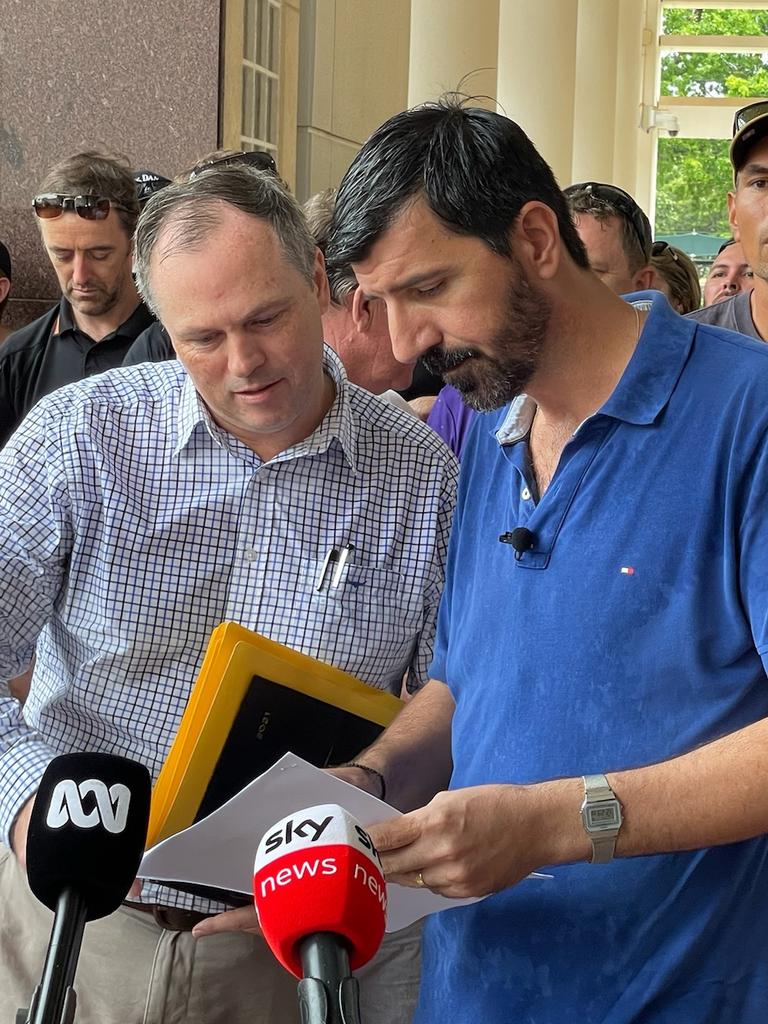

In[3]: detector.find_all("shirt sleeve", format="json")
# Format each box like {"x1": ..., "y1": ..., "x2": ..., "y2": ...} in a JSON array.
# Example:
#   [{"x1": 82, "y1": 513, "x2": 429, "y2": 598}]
[
  {"x1": 405, "y1": 452, "x2": 459, "y2": 693},
  {"x1": 0, "y1": 402, "x2": 73, "y2": 844},
  {"x1": 0, "y1": 350, "x2": 22, "y2": 450},
  {"x1": 739, "y1": 430, "x2": 768, "y2": 669}
]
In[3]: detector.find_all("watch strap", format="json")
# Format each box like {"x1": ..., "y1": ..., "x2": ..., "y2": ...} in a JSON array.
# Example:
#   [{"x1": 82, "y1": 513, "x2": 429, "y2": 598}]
[
  {"x1": 583, "y1": 773, "x2": 614, "y2": 801},
  {"x1": 582, "y1": 773, "x2": 622, "y2": 864}
]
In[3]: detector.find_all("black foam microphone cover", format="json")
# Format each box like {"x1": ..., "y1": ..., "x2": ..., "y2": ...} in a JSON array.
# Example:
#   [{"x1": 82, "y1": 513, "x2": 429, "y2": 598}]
[{"x1": 25, "y1": 753, "x2": 151, "y2": 921}]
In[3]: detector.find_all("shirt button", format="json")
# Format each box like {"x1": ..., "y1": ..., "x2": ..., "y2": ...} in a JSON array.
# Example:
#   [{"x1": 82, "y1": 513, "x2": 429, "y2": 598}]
[
  {"x1": 521, "y1": 487, "x2": 531, "y2": 501},
  {"x1": 243, "y1": 548, "x2": 258, "y2": 562}
]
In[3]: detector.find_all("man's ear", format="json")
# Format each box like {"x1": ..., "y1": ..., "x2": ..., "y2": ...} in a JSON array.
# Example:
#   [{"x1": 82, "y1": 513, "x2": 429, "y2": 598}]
[
  {"x1": 632, "y1": 265, "x2": 655, "y2": 291},
  {"x1": 0, "y1": 278, "x2": 10, "y2": 306},
  {"x1": 514, "y1": 201, "x2": 562, "y2": 281},
  {"x1": 351, "y1": 286, "x2": 373, "y2": 333},
  {"x1": 313, "y1": 247, "x2": 331, "y2": 315},
  {"x1": 727, "y1": 191, "x2": 741, "y2": 242}
]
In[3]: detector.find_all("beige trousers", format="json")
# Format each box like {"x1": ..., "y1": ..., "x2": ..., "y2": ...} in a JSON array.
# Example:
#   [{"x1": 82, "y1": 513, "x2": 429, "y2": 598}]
[{"x1": 0, "y1": 845, "x2": 421, "y2": 1024}]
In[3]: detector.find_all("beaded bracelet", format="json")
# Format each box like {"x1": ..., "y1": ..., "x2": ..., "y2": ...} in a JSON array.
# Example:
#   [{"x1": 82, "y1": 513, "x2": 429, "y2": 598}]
[{"x1": 342, "y1": 761, "x2": 386, "y2": 801}]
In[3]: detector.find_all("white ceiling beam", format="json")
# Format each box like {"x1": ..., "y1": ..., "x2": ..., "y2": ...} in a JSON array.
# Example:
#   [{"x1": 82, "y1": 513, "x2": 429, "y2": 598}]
[
  {"x1": 660, "y1": 34, "x2": 768, "y2": 52},
  {"x1": 663, "y1": 1, "x2": 768, "y2": 10}
]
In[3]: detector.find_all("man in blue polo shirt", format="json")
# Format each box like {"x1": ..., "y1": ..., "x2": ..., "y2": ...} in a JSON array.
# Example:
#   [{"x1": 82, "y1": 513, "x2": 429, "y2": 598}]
[{"x1": 326, "y1": 97, "x2": 768, "y2": 1023}]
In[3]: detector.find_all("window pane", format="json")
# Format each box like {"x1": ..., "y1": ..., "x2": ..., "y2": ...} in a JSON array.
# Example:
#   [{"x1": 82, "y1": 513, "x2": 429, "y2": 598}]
[
  {"x1": 258, "y1": 0, "x2": 270, "y2": 68},
  {"x1": 661, "y1": 50, "x2": 768, "y2": 98},
  {"x1": 243, "y1": 0, "x2": 256, "y2": 64},
  {"x1": 255, "y1": 73, "x2": 267, "y2": 142},
  {"x1": 267, "y1": 77, "x2": 279, "y2": 145},
  {"x1": 662, "y1": 8, "x2": 768, "y2": 37},
  {"x1": 242, "y1": 67, "x2": 256, "y2": 140},
  {"x1": 269, "y1": 3, "x2": 281, "y2": 71}
]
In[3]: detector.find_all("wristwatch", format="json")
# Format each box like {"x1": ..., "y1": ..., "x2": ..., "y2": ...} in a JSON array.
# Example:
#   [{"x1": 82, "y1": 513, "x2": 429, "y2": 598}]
[{"x1": 580, "y1": 773, "x2": 623, "y2": 864}]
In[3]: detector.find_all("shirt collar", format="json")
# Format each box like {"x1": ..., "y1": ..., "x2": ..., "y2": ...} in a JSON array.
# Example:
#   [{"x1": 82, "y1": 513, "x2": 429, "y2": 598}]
[
  {"x1": 57, "y1": 297, "x2": 154, "y2": 340},
  {"x1": 598, "y1": 290, "x2": 695, "y2": 425},
  {"x1": 174, "y1": 345, "x2": 359, "y2": 472},
  {"x1": 495, "y1": 291, "x2": 696, "y2": 445}
]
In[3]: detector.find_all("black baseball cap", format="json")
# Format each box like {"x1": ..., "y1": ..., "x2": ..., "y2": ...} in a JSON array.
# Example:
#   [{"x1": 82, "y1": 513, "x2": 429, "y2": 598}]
[
  {"x1": 730, "y1": 101, "x2": 768, "y2": 178},
  {"x1": 133, "y1": 169, "x2": 172, "y2": 205}
]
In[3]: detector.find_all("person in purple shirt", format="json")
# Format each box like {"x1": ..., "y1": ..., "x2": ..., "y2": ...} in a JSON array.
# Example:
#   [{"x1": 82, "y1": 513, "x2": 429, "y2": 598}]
[{"x1": 425, "y1": 384, "x2": 476, "y2": 458}]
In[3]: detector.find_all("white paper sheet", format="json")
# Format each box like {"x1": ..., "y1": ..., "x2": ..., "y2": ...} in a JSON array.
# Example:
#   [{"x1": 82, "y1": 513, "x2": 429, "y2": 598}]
[{"x1": 139, "y1": 752, "x2": 480, "y2": 931}]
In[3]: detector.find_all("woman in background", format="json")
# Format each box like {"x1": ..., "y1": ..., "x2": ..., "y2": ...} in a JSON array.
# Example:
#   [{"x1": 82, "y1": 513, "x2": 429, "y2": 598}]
[{"x1": 650, "y1": 240, "x2": 702, "y2": 313}]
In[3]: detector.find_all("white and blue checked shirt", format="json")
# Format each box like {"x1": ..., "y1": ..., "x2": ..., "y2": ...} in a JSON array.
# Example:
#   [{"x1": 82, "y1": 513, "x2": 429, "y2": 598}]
[{"x1": 0, "y1": 348, "x2": 458, "y2": 911}]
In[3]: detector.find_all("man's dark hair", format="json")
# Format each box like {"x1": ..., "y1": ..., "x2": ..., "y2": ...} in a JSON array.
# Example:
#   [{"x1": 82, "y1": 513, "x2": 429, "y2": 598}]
[
  {"x1": 37, "y1": 151, "x2": 140, "y2": 235},
  {"x1": 328, "y1": 96, "x2": 589, "y2": 273}
]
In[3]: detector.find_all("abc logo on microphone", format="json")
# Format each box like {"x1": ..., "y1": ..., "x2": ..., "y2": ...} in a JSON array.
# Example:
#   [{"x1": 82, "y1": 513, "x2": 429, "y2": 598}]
[
  {"x1": 253, "y1": 804, "x2": 387, "y2": 977},
  {"x1": 26, "y1": 753, "x2": 151, "y2": 921},
  {"x1": 45, "y1": 778, "x2": 132, "y2": 834}
]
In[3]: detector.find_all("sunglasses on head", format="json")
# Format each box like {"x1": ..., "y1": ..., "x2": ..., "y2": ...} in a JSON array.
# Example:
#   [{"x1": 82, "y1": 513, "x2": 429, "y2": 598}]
[
  {"x1": 565, "y1": 181, "x2": 651, "y2": 259},
  {"x1": 732, "y1": 101, "x2": 768, "y2": 137},
  {"x1": 651, "y1": 240, "x2": 679, "y2": 262},
  {"x1": 32, "y1": 194, "x2": 129, "y2": 221},
  {"x1": 187, "y1": 150, "x2": 278, "y2": 179}
]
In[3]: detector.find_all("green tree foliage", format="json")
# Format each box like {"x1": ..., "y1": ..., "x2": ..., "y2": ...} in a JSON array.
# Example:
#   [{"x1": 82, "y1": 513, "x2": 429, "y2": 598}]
[
  {"x1": 655, "y1": 8, "x2": 768, "y2": 233},
  {"x1": 655, "y1": 138, "x2": 732, "y2": 234}
]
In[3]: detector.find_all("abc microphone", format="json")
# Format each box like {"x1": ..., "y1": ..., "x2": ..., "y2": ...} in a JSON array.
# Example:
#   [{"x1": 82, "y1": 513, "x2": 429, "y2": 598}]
[
  {"x1": 253, "y1": 803, "x2": 387, "y2": 1024},
  {"x1": 19, "y1": 753, "x2": 151, "y2": 1024}
]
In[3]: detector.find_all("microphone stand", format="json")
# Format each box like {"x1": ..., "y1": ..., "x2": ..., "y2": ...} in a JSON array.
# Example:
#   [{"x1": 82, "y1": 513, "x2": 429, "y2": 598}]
[
  {"x1": 18, "y1": 889, "x2": 87, "y2": 1024},
  {"x1": 298, "y1": 933, "x2": 363, "y2": 1024}
]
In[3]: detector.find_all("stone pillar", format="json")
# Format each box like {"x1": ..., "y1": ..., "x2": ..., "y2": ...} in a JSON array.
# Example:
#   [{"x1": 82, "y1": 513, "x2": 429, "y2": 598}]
[
  {"x1": 612, "y1": 0, "x2": 655, "y2": 217},
  {"x1": 571, "y1": 0, "x2": 621, "y2": 185},
  {"x1": 408, "y1": 0, "x2": 500, "y2": 109},
  {"x1": 496, "y1": 0, "x2": 579, "y2": 187}
]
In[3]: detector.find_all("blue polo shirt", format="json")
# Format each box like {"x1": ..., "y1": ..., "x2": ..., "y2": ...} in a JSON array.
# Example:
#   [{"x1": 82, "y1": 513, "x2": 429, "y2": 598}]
[{"x1": 419, "y1": 293, "x2": 768, "y2": 1023}]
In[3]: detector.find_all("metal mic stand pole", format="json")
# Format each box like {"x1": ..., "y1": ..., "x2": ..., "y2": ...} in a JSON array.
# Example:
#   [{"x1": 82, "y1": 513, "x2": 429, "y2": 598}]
[
  {"x1": 297, "y1": 933, "x2": 362, "y2": 1024},
  {"x1": 18, "y1": 889, "x2": 86, "y2": 1024}
]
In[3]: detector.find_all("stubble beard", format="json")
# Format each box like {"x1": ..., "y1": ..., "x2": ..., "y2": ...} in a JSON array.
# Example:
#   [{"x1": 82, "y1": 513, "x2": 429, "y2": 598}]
[
  {"x1": 422, "y1": 262, "x2": 551, "y2": 412},
  {"x1": 66, "y1": 281, "x2": 122, "y2": 318}
]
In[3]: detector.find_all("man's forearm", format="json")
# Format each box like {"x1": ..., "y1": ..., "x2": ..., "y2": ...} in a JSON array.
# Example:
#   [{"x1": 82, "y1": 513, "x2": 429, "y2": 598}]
[
  {"x1": 612, "y1": 714, "x2": 768, "y2": 857},
  {"x1": 536, "y1": 714, "x2": 768, "y2": 869},
  {"x1": 353, "y1": 678, "x2": 454, "y2": 811}
]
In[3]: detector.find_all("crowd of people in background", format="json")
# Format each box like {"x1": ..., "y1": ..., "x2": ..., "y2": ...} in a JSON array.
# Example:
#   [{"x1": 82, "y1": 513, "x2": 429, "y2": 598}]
[
  {"x1": 3, "y1": 94, "x2": 768, "y2": 1024},
  {"x1": 0, "y1": 113, "x2": 763, "y2": 444}
]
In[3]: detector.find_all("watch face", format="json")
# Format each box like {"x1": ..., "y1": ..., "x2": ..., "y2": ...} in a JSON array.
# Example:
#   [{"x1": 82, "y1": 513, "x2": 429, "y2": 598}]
[{"x1": 585, "y1": 803, "x2": 621, "y2": 831}]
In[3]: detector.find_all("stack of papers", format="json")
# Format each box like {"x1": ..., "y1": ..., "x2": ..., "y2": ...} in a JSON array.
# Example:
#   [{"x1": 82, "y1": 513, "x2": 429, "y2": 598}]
[{"x1": 140, "y1": 753, "x2": 481, "y2": 931}]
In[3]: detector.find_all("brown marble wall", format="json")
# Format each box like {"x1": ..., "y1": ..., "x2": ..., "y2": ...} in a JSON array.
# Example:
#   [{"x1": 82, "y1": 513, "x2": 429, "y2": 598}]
[{"x1": 0, "y1": 0, "x2": 221, "y2": 333}]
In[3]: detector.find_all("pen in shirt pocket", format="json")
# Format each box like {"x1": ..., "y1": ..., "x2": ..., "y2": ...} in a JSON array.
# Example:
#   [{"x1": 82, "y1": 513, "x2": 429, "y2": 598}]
[
  {"x1": 331, "y1": 543, "x2": 355, "y2": 588},
  {"x1": 316, "y1": 548, "x2": 339, "y2": 592}
]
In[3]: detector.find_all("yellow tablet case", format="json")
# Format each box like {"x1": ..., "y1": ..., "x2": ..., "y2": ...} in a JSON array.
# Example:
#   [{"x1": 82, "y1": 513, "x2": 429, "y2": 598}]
[{"x1": 147, "y1": 622, "x2": 402, "y2": 846}]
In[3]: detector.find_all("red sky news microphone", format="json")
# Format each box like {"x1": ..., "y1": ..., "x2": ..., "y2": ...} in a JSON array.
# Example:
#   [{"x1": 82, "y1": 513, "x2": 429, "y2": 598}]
[
  {"x1": 253, "y1": 803, "x2": 387, "y2": 1024},
  {"x1": 20, "y1": 753, "x2": 151, "y2": 1024}
]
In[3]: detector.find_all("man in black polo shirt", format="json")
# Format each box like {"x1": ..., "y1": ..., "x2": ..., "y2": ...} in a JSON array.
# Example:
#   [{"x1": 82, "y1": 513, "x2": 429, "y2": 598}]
[
  {"x1": 0, "y1": 242, "x2": 11, "y2": 344},
  {"x1": 0, "y1": 152, "x2": 153, "y2": 446}
]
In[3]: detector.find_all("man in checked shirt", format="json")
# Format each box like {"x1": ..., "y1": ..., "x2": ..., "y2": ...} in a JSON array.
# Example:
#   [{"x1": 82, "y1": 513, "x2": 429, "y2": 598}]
[{"x1": 0, "y1": 165, "x2": 458, "y2": 1024}]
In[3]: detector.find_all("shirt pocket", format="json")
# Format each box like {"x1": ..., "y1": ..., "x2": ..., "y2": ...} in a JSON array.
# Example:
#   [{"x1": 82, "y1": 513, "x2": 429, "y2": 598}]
[{"x1": 296, "y1": 560, "x2": 424, "y2": 692}]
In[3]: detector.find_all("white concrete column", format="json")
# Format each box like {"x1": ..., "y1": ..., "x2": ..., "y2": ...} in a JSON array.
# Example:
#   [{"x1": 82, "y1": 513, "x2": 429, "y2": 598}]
[
  {"x1": 408, "y1": 0, "x2": 500, "y2": 109},
  {"x1": 496, "y1": 0, "x2": 579, "y2": 187},
  {"x1": 612, "y1": 0, "x2": 655, "y2": 218},
  {"x1": 571, "y1": 0, "x2": 621, "y2": 186}
]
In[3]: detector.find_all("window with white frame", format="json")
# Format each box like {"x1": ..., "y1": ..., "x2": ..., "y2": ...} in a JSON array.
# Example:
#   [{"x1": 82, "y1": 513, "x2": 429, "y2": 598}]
[{"x1": 241, "y1": 0, "x2": 281, "y2": 155}]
